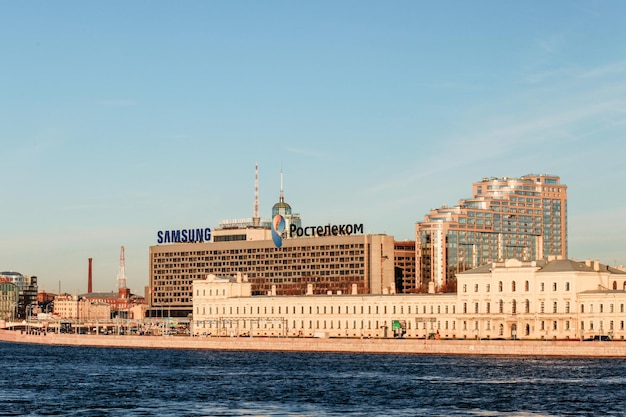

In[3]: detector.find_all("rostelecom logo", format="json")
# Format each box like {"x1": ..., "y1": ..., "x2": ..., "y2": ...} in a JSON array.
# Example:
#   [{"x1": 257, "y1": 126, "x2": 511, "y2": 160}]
[{"x1": 272, "y1": 214, "x2": 286, "y2": 247}]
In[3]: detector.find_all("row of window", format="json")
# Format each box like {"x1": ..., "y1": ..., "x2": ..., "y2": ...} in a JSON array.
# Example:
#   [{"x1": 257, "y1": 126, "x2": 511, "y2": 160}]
[
  {"x1": 462, "y1": 300, "x2": 571, "y2": 314},
  {"x1": 581, "y1": 320, "x2": 625, "y2": 331},
  {"x1": 154, "y1": 244, "x2": 367, "y2": 258},
  {"x1": 580, "y1": 303, "x2": 626, "y2": 313},
  {"x1": 462, "y1": 281, "x2": 571, "y2": 293},
  {"x1": 197, "y1": 303, "x2": 457, "y2": 316}
]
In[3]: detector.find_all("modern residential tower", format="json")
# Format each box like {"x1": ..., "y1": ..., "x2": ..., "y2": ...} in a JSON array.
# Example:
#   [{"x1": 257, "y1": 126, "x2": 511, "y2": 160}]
[{"x1": 416, "y1": 174, "x2": 567, "y2": 290}]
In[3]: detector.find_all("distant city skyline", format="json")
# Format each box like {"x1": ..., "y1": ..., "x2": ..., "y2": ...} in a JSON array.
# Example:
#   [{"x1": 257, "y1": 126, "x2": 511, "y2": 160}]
[{"x1": 2, "y1": 1, "x2": 626, "y2": 293}]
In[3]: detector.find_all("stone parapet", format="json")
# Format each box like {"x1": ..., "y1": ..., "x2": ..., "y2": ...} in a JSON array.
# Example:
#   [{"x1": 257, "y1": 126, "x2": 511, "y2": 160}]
[{"x1": 2, "y1": 330, "x2": 626, "y2": 357}]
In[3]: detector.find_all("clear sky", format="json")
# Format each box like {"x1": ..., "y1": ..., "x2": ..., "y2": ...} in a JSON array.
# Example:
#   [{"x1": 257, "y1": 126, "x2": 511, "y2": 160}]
[{"x1": 2, "y1": 1, "x2": 626, "y2": 294}]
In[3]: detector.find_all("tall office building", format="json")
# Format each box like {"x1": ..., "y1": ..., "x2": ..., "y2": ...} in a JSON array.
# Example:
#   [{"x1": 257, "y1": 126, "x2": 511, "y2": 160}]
[
  {"x1": 416, "y1": 174, "x2": 567, "y2": 290},
  {"x1": 148, "y1": 166, "x2": 395, "y2": 317}
]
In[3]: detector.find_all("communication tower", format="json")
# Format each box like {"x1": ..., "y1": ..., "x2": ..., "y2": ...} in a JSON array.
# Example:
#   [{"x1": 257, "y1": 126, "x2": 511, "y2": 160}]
[
  {"x1": 117, "y1": 246, "x2": 127, "y2": 290},
  {"x1": 253, "y1": 163, "x2": 260, "y2": 227}
]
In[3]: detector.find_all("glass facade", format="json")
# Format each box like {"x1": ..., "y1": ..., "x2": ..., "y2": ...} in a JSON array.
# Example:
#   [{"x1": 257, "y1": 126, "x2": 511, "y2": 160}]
[{"x1": 417, "y1": 174, "x2": 567, "y2": 289}]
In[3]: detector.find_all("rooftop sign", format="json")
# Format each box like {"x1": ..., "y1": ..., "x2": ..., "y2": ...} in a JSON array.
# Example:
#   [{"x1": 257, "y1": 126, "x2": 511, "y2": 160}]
[{"x1": 157, "y1": 227, "x2": 212, "y2": 244}]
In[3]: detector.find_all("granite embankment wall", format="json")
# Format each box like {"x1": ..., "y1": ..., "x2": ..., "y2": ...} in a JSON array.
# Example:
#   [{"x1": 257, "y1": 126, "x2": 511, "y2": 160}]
[{"x1": 1, "y1": 330, "x2": 625, "y2": 357}]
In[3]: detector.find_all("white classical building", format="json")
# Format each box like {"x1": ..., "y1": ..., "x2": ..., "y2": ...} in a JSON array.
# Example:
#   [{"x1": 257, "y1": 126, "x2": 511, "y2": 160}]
[
  {"x1": 456, "y1": 258, "x2": 626, "y2": 340},
  {"x1": 191, "y1": 258, "x2": 626, "y2": 341}
]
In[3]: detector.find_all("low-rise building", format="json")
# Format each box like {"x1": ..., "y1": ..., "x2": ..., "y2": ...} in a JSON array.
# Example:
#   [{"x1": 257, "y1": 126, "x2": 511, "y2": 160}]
[
  {"x1": 0, "y1": 282, "x2": 19, "y2": 320},
  {"x1": 191, "y1": 257, "x2": 626, "y2": 341},
  {"x1": 53, "y1": 294, "x2": 111, "y2": 321}
]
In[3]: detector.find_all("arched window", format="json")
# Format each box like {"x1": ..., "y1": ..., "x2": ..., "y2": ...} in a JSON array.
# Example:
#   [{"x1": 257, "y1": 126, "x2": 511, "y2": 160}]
[
  {"x1": 613, "y1": 281, "x2": 618, "y2": 290},
  {"x1": 499, "y1": 323, "x2": 504, "y2": 336},
  {"x1": 525, "y1": 281, "x2": 529, "y2": 292},
  {"x1": 512, "y1": 281, "x2": 516, "y2": 292},
  {"x1": 498, "y1": 281, "x2": 503, "y2": 292},
  {"x1": 525, "y1": 323, "x2": 530, "y2": 336}
]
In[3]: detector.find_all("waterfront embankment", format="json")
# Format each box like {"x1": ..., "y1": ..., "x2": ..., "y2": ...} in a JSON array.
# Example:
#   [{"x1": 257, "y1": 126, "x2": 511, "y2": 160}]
[{"x1": 1, "y1": 329, "x2": 626, "y2": 357}]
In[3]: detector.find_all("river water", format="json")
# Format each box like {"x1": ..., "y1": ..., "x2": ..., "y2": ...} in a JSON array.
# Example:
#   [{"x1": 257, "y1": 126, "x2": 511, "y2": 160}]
[{"x1": 0, "y1": 341, "x2": 624, "y2": 416}]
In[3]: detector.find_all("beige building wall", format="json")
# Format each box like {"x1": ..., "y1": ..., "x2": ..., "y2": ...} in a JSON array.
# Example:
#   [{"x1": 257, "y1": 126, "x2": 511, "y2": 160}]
[
  {"x1": 80, "y1": 301, "x2": 111, "y2": 321},
  {"x1": 54, "y1": 295, "x2": 79, "y2": 319},
  {"x1": 192, "y1": 258, "x2": 626, "y2": 341},
  {"x1": 578, "y1": 291, "x2": 626, "y2": 340},
  {"x1": 192, "y1": 289, "x2": 457, "y2": 339},
  {"x1": 456, "y1": 258, "x2": 626, "y2": 340}
]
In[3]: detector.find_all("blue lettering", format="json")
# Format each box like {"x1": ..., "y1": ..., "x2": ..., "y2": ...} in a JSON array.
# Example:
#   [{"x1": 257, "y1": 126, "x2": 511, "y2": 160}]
[{"x1": 157, "y1": 227, "x2": 212, "y2": 244}]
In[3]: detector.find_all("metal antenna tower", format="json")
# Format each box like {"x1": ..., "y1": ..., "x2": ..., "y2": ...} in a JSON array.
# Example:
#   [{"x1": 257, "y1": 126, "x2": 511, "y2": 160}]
[
  {"x1": 279, "y1": 168, "x2": 285, "y2": 203},
  {"x1": 253, "y1": 163, "x2": 260, "y2": 227},
  {"x1": 117, "y1": 246, "x2": 127, "y2": 290}
]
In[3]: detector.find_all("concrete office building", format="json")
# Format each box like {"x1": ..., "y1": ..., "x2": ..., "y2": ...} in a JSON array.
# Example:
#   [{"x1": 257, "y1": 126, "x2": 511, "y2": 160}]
[
  {"x1": 148, "y1": 166, "x2": 396, "y2": 318},
  {"x1": 149, "y1": 232, "x2": 396, "y2": 318},
  {"x1": 191, "y1": 257, "x2": 626, "y2": 341},
  {"x1": 393, "y1": 240, "x2": 417, "y2": 293},
  {"x1": 416, "y1": 174, "x2": 567, "y2": 290}
]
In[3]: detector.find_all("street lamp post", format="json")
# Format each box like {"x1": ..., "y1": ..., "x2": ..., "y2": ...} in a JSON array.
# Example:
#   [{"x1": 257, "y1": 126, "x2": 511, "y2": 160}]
[{"x1": 26, "y1": 305, "x2": 33, "y2": 334}]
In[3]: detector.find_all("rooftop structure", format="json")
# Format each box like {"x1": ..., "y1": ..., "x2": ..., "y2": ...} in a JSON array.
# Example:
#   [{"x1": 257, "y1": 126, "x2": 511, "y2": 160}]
[
  {"x1": 117, "y1": 246, "x2": 127, "y2": 290},
  {"x1": 0, "y1": 271, "x2": 25, "y2": 288},
  {"x1": 271, "y1": 169, "x2": 302, "y2": 236}
]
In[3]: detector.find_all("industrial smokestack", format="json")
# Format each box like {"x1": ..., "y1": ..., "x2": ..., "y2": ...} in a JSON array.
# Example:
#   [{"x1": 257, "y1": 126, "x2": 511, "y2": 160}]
[{"x1": 88, "y1": 258, "x2": 93, "y2": 294}]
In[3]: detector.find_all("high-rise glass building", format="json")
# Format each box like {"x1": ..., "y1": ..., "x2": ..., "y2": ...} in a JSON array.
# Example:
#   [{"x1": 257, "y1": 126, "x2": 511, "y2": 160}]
[{"x1": 416, "y1": 174, "x2": 567, "y2": 290}]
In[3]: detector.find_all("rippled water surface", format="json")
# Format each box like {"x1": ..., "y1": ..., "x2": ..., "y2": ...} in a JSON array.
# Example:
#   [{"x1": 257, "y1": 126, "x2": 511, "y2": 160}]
[{"x1": 1, "y1": 341, "x2": 625, "y2": 416}]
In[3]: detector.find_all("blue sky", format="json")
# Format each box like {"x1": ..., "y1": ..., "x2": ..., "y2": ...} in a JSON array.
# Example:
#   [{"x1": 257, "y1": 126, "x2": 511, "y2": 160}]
[{"x1": 2, "y1": 1, "x2": 626, "y2": 293}]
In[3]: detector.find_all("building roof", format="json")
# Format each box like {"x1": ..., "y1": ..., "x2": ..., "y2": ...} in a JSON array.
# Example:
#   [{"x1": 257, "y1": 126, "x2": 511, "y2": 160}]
[
  {"x1": 536, "y1": 259, "x2": 590, "y2": 273},
  {"x1": 80, "y1": 292, "x2": 121, "y2": 299},
  {"x1": 458, "y1": 263, "x2": 493, "y2": 275},
  {"x1": 538, "y1": 259, "x2": 626, "y2": 274},
  {"x1": 578, "y1": 289, "x2": 626, "y2": 295},
  {"x1": 459, "y1": 258, "x2": 626, "y2": 275}
]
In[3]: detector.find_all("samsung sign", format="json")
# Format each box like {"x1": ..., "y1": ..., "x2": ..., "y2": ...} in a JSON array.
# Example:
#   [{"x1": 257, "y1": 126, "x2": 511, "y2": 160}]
[{"x1": 157, "y1": 227, "x2": 212, "y2": 244}]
